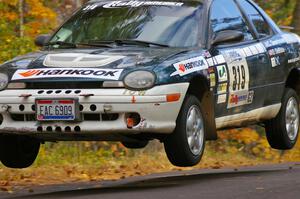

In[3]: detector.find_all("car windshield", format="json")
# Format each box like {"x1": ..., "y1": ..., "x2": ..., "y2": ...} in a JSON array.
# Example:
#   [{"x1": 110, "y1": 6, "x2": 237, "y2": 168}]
[{"x1": 49, "y1": 1, "x2": 202, "y2": 48}]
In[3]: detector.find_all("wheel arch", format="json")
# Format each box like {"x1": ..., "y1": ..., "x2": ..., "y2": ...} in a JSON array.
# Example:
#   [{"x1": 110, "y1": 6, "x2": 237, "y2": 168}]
[
  {"x1": 186, "y1": 75, "x2": 217, "y2": 140},
  {"x1": 286, "y1": 68, "x2": 300, "y2": 98}
]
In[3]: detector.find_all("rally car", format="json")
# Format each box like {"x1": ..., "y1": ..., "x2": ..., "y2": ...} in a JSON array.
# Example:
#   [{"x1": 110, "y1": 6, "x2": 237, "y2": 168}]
[{"x1": 0, "y1": 0, "x2": 300, "y2": 168}]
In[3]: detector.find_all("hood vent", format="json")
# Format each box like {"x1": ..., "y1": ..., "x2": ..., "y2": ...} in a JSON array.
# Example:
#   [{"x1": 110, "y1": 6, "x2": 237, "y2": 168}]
[{"x1": 43, "y1": 53, "x2": 125, "y2": 67}]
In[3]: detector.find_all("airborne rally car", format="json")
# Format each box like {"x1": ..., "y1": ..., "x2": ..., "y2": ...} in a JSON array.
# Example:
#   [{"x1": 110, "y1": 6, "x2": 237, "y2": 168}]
[{"x1": 0, "y1": 0, "x2": 300, "y2": 168}]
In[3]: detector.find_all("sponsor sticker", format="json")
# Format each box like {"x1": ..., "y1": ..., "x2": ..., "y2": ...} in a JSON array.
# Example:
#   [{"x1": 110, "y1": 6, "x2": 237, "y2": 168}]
[
  {"x1": 217, "y1": 65, "x2": 228, "y2": 82},
  {"x1": 217, "y1": 94, "x2": 227, "y2": 104},
  {"x1": 12, "y1": 68, "x2": 123, "y2": 80},
  {"x1": 217, "y1": 83, "x2": 227, "y2": 94},
  {"x1": 264, "y1": 38, "x2": 286, "y2": 48},
  {"x1": 208, "y1": 67, "x2": 216, "y2": 87},
  {"x1": 271, "y1": 57, "x2": 280, "y2": 67},
  {"x1": 171, "y1": 56, "x2": 208, "y2": 77},
  {"x1": 214, "y1": 55, "x2": 226, "y2": 64},
  {"x1": 102, "y1": 1, "x2": 184, "y2": 8},
  {"x1": 224, "y1": 50, "x2": 243, "y2": 64},
  {"x1": 227, "y1": 90, "x2": 254, "y2": 109},
  {"x1": 268, "y1": 47, "x2": 285, "y2": 56},
  {"x1": 242, "y1": 47, "x2": 253, "y2": 57},
  {"x1": 288, "y1": 57, "x2": 300, "y2": 64},
  {"x1": 255, "y1": 43, "x2": 266, "y2": 54}
]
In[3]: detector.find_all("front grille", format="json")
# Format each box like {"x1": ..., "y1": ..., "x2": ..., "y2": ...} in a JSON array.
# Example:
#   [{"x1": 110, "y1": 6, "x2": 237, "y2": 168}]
[{"x1": 25, "y1": 81, "x2": 103, "y2": 89}]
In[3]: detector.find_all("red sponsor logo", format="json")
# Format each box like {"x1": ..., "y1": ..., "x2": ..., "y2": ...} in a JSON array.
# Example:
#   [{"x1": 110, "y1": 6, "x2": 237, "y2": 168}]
[
  {"x1": 178, "y1": 64, "x2": 186, "y2": 72},
  {"x1": 229, "y1": 94, "x2": 239, "y2": 104},
  {"x1": 19, "y1": 70, "x2": 41, "y2": 77}
]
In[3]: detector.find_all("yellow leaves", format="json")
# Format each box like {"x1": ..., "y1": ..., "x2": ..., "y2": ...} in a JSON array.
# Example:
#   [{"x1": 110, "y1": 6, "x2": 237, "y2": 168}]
[
  {"x1": 0, "y1": 0, "x2": 57, "y2": 63},
  {"x1": 218, "y1": 128, "x2": 280, "y2": 159},
  {"x1": 25, "y1": 0, "x2": 56, "y2": 20}
]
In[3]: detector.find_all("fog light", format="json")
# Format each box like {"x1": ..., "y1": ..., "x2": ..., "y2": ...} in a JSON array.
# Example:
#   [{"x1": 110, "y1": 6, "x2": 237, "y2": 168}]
[
  {"x1": 126, "y1": 113, "x2": 141, "y2": 128},
  {"x1": 127, "y1": 118, "x2": 134, "y2": 128}
]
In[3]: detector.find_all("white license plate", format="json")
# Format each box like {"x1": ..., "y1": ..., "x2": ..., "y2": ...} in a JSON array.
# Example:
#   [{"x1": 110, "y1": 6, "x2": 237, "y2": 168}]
[{"x1": 36, "y1": 99, "x2": 78, "y2": 121}]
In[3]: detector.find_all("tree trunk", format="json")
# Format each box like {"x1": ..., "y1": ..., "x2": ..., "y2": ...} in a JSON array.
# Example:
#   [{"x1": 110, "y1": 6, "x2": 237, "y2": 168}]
[
  {"x1": 292, "y1": 1, "x2": 300, "y2": 34},
  {"x1": 19, "y1": 0, "x2": 24, "y2": 37}
]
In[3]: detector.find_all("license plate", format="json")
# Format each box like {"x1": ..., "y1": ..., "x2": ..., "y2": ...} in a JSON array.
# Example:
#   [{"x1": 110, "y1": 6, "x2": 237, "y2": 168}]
[{"x1": 36, "y1": 99, "x2": 78, "y2": 121}]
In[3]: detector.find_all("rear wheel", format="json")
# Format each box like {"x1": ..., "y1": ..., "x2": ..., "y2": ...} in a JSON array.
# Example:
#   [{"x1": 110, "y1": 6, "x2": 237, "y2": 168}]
[
  {"x1": 0, "y1": 135, "x2": 40, "y2": 169},
  {"x1": 265, "y1": 88, "x2": 299, "y2": 150},
  {"x1": 164, "y1": 95, "x2": 205, "y2": 167}
]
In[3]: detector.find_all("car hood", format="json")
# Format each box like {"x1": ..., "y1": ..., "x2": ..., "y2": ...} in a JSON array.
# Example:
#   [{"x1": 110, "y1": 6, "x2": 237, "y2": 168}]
[{"x1": 6, "y1": 47, "x2": 189, "y2": 69}]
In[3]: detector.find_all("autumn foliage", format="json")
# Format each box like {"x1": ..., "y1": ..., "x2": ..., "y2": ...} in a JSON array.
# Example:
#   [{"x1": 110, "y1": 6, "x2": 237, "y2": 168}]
[{"x1": 0, "y1": 0, "x2": 56, "y2": 63}]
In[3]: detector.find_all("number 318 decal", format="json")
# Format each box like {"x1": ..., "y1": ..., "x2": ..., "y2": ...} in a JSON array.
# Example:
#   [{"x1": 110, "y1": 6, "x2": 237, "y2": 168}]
[{"x1": 232, "y1": 65, "x2": 246, "y2": 91}]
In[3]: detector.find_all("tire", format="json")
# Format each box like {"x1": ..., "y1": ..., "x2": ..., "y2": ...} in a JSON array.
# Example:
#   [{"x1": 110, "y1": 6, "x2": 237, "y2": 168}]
[
  {"x1": 265, "y1": 88, "x2": 299, "y2": 150},
  {"x1": 0, "y1": 135, "x2": 40, "y2": 169},
  {"x1": 121, "y1": 140, "x2": 149, "y2": 149},
  {"x1": 164, "y1": 95, "x2": 206, "y2": 167}
]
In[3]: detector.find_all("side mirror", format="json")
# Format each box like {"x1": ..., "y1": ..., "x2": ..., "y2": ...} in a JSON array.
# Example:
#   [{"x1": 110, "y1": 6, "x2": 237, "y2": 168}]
[
  {"x1": 211, "y1": 30, "x2": 244, "y2": 46},
  {"x1": 34, "y1": 34, "x2": 51, "y2": 47}
]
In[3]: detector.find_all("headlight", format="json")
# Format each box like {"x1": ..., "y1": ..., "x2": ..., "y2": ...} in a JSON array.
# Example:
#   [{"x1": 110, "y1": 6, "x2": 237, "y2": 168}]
[
  {"x1": 124, "y1": 71, "x2": 156, "y2": 90},
  {"x1": 0, "y1": 73, "x2": 8, "y2": 91}
]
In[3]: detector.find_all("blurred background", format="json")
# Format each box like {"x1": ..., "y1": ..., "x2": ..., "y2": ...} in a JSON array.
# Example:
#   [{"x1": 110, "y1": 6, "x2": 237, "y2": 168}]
[{"x1": 0, "y1": 0, "x2": 300, "y2": 190}]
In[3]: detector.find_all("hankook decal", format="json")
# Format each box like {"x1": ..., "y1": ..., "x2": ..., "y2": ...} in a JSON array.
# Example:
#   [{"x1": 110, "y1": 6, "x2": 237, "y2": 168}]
[
  {"x1": 170, "y1": 56, "x2": 208, "y2": 77},
  {"x1": 12, "y1": 68, "x2": 123, "y2": 80}
]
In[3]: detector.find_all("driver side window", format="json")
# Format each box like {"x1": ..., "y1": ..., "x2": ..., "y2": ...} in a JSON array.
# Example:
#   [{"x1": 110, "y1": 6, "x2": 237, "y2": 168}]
[{"x1": 210, "y1": 0, "x2": 254, "y2": 42}]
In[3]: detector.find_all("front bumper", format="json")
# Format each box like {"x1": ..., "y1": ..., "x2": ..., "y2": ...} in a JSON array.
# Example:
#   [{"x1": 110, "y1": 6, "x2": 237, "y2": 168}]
[{"x1": 0, "y1": 83, "x2": 189, "y2": 140}]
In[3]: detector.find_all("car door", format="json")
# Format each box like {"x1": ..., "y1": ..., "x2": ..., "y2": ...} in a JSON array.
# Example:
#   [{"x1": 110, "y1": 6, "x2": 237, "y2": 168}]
[
  {"x1": 237, "y1": 0, "x2": 287, "y2": 109},
  {"x1": 207, "y1": 0, "x2": 270, "y2": 127}
]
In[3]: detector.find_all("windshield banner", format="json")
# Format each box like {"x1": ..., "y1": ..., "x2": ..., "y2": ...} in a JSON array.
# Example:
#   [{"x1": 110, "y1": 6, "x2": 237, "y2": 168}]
[{"x1": 101, "y1": 1, "x2": 184, "y2": 8}]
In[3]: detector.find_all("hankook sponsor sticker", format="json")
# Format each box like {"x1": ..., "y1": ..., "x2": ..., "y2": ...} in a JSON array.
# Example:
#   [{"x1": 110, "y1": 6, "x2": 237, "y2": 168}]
[
  {"x1": 12, "y1": 68, "x2": 123, "y2": 80},
  {"x1": 171, "y1": 56, "x2": 208, "y2": 77}
]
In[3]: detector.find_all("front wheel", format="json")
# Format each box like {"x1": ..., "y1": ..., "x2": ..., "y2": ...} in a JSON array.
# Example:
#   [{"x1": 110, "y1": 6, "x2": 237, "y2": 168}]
[
  {"x1": 0, "y1": 135, "x2": 40, "y2": 169},
  {"x1": 265, "y1": 88, "x2": 299, "y2": 150},
  {"x1": 164, "y1": 95, "x2": 206, "y2": 167}
]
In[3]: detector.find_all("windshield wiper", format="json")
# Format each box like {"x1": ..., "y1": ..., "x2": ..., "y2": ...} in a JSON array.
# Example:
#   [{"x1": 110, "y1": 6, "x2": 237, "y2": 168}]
[
  {"x1": 115, "y1": 39, "x2": 169, "y2": 47},
  {"x1": 45, "y1": 41, "x2": 77, "y2": 48},
  {"x1": 88, "y1": 39, "x2": 169, "y2": 47},
  {"x1": 78, "y1": 42, "x2": 114, "y2": 48},
  {"x1": 45, "y1": 41, "x2": 114, "y2": 49}
]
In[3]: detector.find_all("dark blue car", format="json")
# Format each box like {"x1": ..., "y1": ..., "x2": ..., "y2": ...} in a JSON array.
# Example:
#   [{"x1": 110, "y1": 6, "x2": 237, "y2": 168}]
[{"x1": 0, "y1": 0, "x2": 300, "y2": 168}]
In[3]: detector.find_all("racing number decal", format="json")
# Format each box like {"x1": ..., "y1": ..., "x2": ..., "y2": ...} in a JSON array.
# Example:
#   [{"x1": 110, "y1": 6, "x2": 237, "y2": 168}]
[
  {"x1": 224, "y1": 49, "x2": 250, "y2": 93},
  {"x1": 231, "y1": 64, "x2": 246, "y2": 91},
  {"x1": 223, "y1": 49, "x2": 252, "y2": 109}
]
